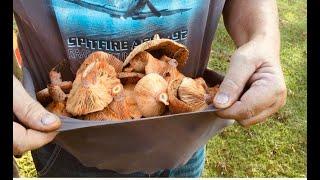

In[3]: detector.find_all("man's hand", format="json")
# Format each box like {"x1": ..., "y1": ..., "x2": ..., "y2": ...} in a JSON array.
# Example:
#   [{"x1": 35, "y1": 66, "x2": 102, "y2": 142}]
[
  {"x1": 213, "y1": 37, "x2": 287, "y2": 127},
  {"x1": 13, "y1": 75, "x2": 61, "y2": 155},
  {"x1": 213, "y1": 0, "x2": 287, "y2": 127}
]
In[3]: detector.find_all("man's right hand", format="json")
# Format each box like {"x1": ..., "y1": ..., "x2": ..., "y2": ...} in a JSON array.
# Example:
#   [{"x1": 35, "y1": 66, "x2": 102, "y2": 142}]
[{"x1": 13, "y1": 75, "x2": 61, "y2": 155}]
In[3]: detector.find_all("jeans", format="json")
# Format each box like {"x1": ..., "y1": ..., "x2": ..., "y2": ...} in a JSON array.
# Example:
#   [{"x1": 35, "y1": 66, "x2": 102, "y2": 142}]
[{"x1": 32, "y1": 143, "x2": 206, "y2": 177}]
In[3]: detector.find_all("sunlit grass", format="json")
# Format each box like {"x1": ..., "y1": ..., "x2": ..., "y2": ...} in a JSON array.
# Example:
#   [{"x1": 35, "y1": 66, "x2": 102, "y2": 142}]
[{"x1": 203, "y1": 0, "x2": 306, "y2": 177}]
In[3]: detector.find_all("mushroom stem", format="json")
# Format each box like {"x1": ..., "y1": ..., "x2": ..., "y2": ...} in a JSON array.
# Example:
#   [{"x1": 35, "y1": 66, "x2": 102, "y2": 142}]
[
  {"x1": 36, "y1": 81, "x2": 72, "y2": 104},
  {"x1": 167, "y1": 59, "x2": 178, "y2": 68},
  {"x1": 48, "y1": 84, "x2": 67, "y2": 102},
  {"x1": 59, "y1": 81, "x2": 73, "y2": 91},
  {"x1": 111, "y1": 84, "x2": 123, "y2": 96},
  {"x1": 49, "y1": 70, "x2": 62, "y2": 85},
  {"x1": 153, "y1": 34, "x2": 160, "y2": 40},
  {"x1": 158, "y1": 92, "x2": 169, "y2": 106}
]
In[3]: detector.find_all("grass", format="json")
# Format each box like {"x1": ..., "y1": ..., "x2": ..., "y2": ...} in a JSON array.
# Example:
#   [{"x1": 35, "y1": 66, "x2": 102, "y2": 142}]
[{"x1": 14, "y1": 0, "x2": 306, "y2": 177}]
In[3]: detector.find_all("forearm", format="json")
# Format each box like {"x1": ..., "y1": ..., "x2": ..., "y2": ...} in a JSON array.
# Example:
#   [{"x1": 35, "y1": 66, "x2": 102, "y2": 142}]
[{"x1": 223, "y1": 0, "x2": 280, "y2": 51}]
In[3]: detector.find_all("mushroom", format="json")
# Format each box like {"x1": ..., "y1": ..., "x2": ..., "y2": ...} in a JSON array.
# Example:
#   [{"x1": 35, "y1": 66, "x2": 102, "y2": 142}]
[
  {"x1": 123, "y1": 84, "x2": 142, "y2": 119},
  {"x1": 205, "y1": 84, "x2": 220, "y2": 104},
  {"x1": 134, "y1": 73, "x2": 169, "y2": 117},
  {"x1": 77, "y1": 51, "x2": 123, "y2": 74},
  {"x1": 177, "y1": 77, "x2": 211, "y2": 111},
  {"x1": 123, "y1": 51, "x2": 149, "y2": 73},
  {"x1": 83, "y1": 84, "x2": 143, "y2": 121},
  {"x1": 123, "y1": 34, "x2": 189, "y2": 71},
  {"x1": 45, "y1": 70, "x2": 71, "y2": 117},
  {"x1": 160, "y1": 55, "x2": 185, "y2": 82},
  {"x1": 123, "y1": 50, "x2": 181, "y2": 81},
  {"x1": 66, "y1": 56, "x2": 122, "y2": 116},
  {"x1": 108, "y1": 84, "x2": 132, "y2": 120},
  {"x1": 194, "y1": 77, "x2": 209, "y2": 90},
  {"x1": 118, "y1": 72, "x2": 145, "y2": 85},
  {"x1": 168, "y1": 77, "x2": 219, "y2": 113},
  {"x1": 83, "y1": 87, "x2": 131, "y2": 121},
  {"x1": 167, "y1": 78, "x2": 193, "y2": 113},
  {"x1": 36, "y1": 70, "x2": 72, "y2": 105},
  {"x1": 46, "y1": 84, "x2": 71, "y2": 117},
  {"x1": 83, "y1": 107, "x2": 121, "y2": 121},
  {"x1": 144, "y1": 52, "x2": 176, "y2": 76}
]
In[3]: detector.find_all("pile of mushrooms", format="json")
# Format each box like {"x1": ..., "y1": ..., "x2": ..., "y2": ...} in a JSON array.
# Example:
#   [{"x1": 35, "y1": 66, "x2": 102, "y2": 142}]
[{"x1": 36, "y1": 34, "x2": 220, "y2": 121}]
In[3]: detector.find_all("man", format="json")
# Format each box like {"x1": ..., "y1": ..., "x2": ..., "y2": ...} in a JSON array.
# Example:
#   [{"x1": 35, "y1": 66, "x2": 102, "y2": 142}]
[{"x1": 13, "y1": 0, "x2": 286, "y2": 177}]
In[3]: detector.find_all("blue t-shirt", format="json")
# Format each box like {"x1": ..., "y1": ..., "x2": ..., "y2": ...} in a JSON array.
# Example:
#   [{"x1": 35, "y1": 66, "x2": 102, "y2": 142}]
[{"x1": 13, "y1": 0, "x2": 225, "y2": 89}]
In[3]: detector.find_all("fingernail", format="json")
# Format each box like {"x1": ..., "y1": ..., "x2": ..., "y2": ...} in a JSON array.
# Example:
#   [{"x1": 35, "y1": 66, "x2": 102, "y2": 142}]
[
  {"x1": 214, "y1": 92, "x2": 229, "y2": 105},
  {"x1": 41, "y1": 114, "x2": 57, "y2": 125}
]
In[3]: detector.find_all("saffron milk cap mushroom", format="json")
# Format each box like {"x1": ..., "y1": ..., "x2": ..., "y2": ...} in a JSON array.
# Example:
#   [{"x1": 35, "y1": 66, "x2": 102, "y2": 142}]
[
  {"x1": 123, "y1": 34, "x2": 189, "y2": 70},
  {"x1": 134, "y1": 73, "x2": 169, "y2": 117},
  {"x1": 66, "y1": 58, "x2": 121, "y2": 116}
]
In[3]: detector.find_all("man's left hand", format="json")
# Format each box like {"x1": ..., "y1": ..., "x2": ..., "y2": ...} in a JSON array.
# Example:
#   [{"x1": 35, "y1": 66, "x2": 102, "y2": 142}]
[{"x1": 213, "y1": 36, "x2": 287, "y2": 127}]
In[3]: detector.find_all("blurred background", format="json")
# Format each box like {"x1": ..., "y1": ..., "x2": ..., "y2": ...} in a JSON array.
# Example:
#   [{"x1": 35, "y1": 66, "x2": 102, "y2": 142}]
[{"x1": 13, "y1": 0, "x2": 306, "y2": 177}]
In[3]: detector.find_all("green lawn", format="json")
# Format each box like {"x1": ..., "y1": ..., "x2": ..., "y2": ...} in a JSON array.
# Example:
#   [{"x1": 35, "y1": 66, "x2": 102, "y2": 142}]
[{"x1": 14, "y1": 0, "x2": 307, "y2": 177}]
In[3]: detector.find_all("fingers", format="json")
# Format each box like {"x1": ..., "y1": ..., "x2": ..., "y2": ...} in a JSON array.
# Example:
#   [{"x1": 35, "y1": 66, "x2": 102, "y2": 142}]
[
  {"x1": 13, "y1": 75, "x2": 61, "y2": 132},
  {"x1": 237, "y1": 97, "x2": 285, "y2": 127},
  {"x1": 213, "y1": 47, "x2": 257, "y2": 109},
  {"x1": 216, "y1": 79, "x2": 275, "y2": 119},
  {"x1": 13, "y1": 122, "x2": 58, "y2": 155},
  {"x1": 216, "y1": 75, "x2": 286, "y2": 127}
]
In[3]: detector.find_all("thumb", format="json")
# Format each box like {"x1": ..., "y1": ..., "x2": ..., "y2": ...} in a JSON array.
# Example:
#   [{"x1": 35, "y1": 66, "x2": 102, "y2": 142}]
[
  {"x1": 213, "y1": 49, "x2": 256, "y2": 109},
  {"x1": 13, "y1": 75, "x2": 61, "y2": 132}
]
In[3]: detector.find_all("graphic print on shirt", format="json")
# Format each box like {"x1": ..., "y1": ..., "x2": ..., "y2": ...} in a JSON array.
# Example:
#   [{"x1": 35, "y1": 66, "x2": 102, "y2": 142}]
[{"x1": 50, "y1": 0, "x2": 205, "y2": 66}]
